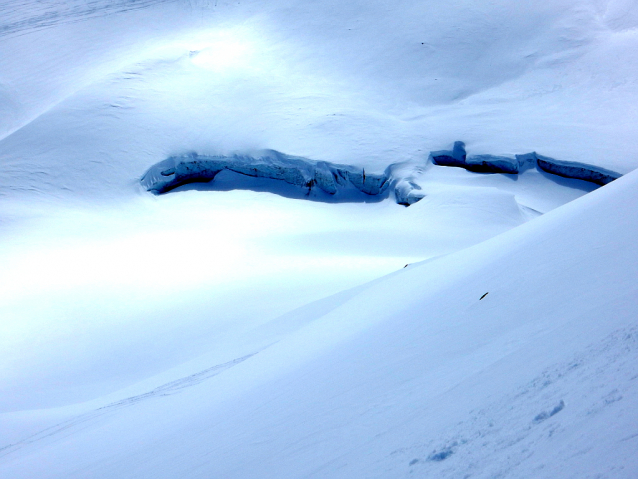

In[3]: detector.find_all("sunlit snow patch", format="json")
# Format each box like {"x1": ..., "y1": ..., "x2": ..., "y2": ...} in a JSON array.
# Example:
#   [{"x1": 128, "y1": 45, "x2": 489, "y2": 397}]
[{"x1": 189, "y1": 40, "x2": 252, "y2": 71}]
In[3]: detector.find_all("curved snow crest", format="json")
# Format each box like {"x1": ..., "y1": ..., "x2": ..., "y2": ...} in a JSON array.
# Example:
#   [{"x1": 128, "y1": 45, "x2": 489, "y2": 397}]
[
  {"x1": 141, "y1": 143, "x2": 620, "y2": 205},
  {"x1": 432, "y1": 141, "x2": 622, "y2": 185},
  {"x1": 535, "y1": 155, "x2": 621, "y2": 186},
  {"x1": 141, "y1": 150, "x2": 392, "y2": 199}
]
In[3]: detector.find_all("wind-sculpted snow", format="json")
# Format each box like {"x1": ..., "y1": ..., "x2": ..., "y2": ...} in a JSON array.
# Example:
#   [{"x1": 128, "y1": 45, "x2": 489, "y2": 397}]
[
  {"x1": 141, "y1": 150, "x2": 392, "y2": 200},
  {"x1": 430, "y1": 141, "x2": 469, "y2": 169},
  {"x1": 431, "y1": 141, "x2": 622, "y2": 185},
  {"x1": 535, "y1": 155, "x2": 621, "y2": 186},
  {"x1": 393, "y1": 180, "x2": 426, "y2": 206},
  {"x1": 0, "y1": 0, "x2": 177, "y2": 38},
  {"x1": 142, "y1": 144, "x2": 617, "y2": 206}
]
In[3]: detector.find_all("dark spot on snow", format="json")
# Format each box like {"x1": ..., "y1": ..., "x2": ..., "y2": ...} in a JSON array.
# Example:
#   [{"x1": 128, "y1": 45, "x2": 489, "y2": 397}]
[
  {"x1": 160, "y1": 168, "x2": 176, "y2": 177},
  {"x1": 604, "y1": 392, "x2": 623, "y2": 405},
  {"x1": 427, "y1": 447, "x2": 454, "y2": 462},
  {"x1": 409, "y1": 459, "x2": 419, "y2": 466},
  {"x1": 550, "y1": 400, "x2": 565, "y2": 416},
  {"x1": 534, "y1": 400, "x2": 565, "y2": 423},
  {"x1": 404, "y1": 264, "x2": 409, "y2": 268},
  {"x1": 480, "y1": 292, "x2": 489, "y2": 300}
]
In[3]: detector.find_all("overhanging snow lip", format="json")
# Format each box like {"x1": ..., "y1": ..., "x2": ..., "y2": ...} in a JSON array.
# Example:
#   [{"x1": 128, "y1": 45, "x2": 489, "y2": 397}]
[
  {"x1": 141, "y1": 150, "x2": 393, "y2": 202},
  {"x1": 140, "y1": 143, "x2": 620, "y2": 206},
  {"x1": 430, "y1": 142, "x2": 622, "y2": 186}
]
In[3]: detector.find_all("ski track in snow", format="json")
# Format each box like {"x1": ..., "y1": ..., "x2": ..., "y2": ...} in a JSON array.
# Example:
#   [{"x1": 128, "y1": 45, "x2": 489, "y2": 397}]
[
  {"x1": 393, "y1": 325, "x2": 638, "y2": 478},
  {"x1": 0, "y1": 0, "x2": 179, "y2": 39},
  {"x1": 0, "y1": 351, "x2": 259, "y2": 458}
]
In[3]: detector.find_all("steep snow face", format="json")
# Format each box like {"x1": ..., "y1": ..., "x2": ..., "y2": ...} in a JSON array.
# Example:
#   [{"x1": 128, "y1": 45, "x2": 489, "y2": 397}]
[
  {"x1": 0, "y1": 178, "x2": 547, "y2": 412},
  {"x1": 141, "y1": 145, "x2": 617, "y2": 205},
  {"x1": 141, "y1": 150, "x2": 391, "y2": 197},
  {"x1": 535, "y1": 155, "x2": 622, "y2": 185},
  {"x1": 1, "y1": 148, "x2": 637, "y2": 479},
  {"x1": 432, "y1": 141, "x2": 622, "y2": 184}
]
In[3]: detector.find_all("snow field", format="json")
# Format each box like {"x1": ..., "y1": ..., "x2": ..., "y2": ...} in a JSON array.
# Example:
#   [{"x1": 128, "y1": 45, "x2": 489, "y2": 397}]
[{"x1": 1, "y1": 0, "x2": 638, "y2": 477}]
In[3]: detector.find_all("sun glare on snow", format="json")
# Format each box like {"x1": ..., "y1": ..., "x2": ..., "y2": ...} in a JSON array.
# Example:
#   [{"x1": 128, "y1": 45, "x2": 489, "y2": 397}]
[{"x1": 190, "y1": 38, "x2": 252, "y2": 71}]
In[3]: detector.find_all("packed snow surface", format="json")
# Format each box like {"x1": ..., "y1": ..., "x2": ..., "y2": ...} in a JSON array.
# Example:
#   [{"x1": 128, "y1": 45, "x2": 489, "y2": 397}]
[{"x1": 1, "y1": 0, "x2": 637, "y2": 478}]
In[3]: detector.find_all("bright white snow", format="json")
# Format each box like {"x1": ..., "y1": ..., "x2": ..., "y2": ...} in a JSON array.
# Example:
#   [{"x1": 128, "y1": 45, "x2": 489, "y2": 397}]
[{"x1": 1, "y1": 0, "x2": 637, "y2": 478}]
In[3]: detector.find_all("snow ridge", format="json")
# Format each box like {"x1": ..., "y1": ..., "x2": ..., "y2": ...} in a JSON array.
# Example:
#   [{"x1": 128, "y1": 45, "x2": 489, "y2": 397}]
[
  {"x1": 142, "y1": 144, "x2": 617, "y2": 206},
  {"x1": 432, "y1": 141, "x2": 622, "y2": 185},
  {"x1": 141, "y1": 150, "x2": 392, "y2": 199}
]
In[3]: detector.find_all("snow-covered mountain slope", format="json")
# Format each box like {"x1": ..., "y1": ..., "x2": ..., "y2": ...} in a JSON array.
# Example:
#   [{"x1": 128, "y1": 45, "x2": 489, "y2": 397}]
[
  {"x1": 0, "y1": 157, "x2": 600, "y2": 415},
  {"x1": 1, "y1": 0, "x2": 637, "y2": 477},
  {"x1": 1, "y1": 0, "x2": 638, "y2": 203},
  {"x1": 0, "y1": 169, "x2": 560, "y2": 412},
  {"x1": 1, "y1": 138, "x2": 637, "y2": 479}
]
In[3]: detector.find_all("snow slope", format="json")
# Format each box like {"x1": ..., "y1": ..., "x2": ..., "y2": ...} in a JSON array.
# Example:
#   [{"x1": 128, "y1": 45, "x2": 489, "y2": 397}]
[
  {"x1": 2, "y1": 0, "x2": 638, "y2": 203},
  {"x1": 1, "y1": 134, "x2": 637, "y2": 479},
  {"x1": 0, "y1": 171, "x2": 557, "y2": 412},
  {"x1": 1, "y1": 0, "x2": 637, "y2": 477}
]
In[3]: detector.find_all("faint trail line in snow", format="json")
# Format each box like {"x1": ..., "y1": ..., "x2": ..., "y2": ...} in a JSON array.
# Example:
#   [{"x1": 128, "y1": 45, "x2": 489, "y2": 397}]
[
  {"x1": 0, "y1": 0, "x2": 180, "y2": 39},
  {"x1": 399, "y1": 324, "x2": 638, "y2": 478},
  {"x1": 99, "y1": 351, "x2": 258, "y2": 409},
  {"x1": 0, "y1": 351, "x2": 258, "y2": 458}
]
